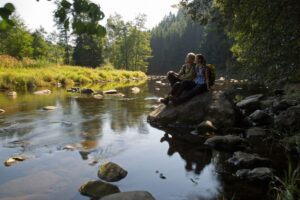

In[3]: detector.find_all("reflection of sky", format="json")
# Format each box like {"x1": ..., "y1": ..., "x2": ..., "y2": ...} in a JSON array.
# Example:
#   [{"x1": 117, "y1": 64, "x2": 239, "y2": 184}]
[{"x1": 0, "y1": 83, "x2": 222, "y2": 200}]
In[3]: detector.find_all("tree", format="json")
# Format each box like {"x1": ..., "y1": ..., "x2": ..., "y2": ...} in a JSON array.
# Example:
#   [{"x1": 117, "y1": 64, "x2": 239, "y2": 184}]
[
  {"x1": 180, "y1": 0, "x2": 300, "y2": 80},
  {"x1": 54, "y1": 0, "x2": 106, "y2": 67},
  {"x1": 106, "y1": 14, "x2": 152, "y2": 72},
  {"x1": 31, "y1": 27, "x2": 51, "y2": 60},
  {"x1": 0, "y1": 15, "x2": 33, "y2": 58}
]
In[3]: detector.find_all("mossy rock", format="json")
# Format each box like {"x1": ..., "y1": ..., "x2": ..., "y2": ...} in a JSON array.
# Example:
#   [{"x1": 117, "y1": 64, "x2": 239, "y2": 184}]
[
  {"x1": 98, "y1": 162, "x2": 128, "y2": 182},
  {"x1": 79, "y1": 180, "x2": 120, "y2": 199}
]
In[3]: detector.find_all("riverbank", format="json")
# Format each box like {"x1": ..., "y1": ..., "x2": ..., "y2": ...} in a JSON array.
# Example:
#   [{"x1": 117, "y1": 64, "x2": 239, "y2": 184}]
[{"x1": 0, "y1": 55, "x2": 147, "y2": 90}]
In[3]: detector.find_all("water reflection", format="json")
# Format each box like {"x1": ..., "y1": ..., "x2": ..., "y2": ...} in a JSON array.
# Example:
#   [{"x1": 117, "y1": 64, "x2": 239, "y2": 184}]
[{"x1": 0, "y1": 80, "x2": 225, "y2": 200}]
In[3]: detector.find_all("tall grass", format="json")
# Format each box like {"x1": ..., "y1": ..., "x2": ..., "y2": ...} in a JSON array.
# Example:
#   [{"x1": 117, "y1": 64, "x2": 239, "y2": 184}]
[{"x1": 0, "y1": 55, "x2": 147, "y2": 90}]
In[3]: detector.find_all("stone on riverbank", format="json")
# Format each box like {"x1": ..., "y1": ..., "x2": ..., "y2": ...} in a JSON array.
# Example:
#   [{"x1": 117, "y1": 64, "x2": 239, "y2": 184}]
[
  {"x1": 275, "y1": 105, "x2": 300, "y2": 131},
  {"x1": 227, "y1": 151, "x2": 271, "y2": 168},
  {"x1": 101, "y1": 191, "x2": 156, "y2": 200},
  {"x1": 196, "y1": 120, "x2": 217, "y2": 134},
  {"x1": 93, "y1": 94, "x2": 104, "y2": 99},
  {"x1": 246, "y1": 127, "x2": 267, "y2": 139},
  {"x1": 33, "y1": 89, "x2": 51, "y2": 95},
  {"x1": 249, "y1": 110, "x2": 273, "y2": 125},
  {"x1": 204, "y1": 135, "x2": 246, "y2": 151},
  {"x1": 236, "y1": 94, "x2": 263, "y2": 111},
  {"x1": 81, "y1": 88, "x2": 94, "y2": 94},
  {"x1": 148, "y1": 91, "x2": 235, "y2": 128},
  {"x1": 98, "y1": 162, "x2": 128, "y2": 182},
  {"x1": 236, "y1": 167, "x2": 273, "y2": 181},
  {"x1": 79, "y1": 180, "x2": 120, "y2": 199},
  {"x1": 103, "y1": 89, "x2": 118, "y2": 94}
]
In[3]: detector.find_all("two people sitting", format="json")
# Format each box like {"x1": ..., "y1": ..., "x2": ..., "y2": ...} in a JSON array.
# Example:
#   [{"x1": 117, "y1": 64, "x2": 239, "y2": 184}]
[{"x1": 160, "y1": 52, "x2": 211, "y2": 105}]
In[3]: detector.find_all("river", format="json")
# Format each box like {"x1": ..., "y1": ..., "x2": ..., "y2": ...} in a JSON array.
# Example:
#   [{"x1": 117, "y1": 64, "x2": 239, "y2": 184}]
[{"x1": 0, "y1": 80, "x2": 288, "y2": 200}]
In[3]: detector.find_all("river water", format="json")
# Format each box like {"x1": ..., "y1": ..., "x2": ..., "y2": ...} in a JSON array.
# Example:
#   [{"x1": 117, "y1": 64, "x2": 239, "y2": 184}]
[{"x1": 0, "y1": 80, "x2": 283, "y2": 200}]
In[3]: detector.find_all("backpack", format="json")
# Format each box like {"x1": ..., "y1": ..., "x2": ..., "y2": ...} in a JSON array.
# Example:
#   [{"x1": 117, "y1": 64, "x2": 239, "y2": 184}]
[{"x1": 206, "y1": 64, "x2": 216, "y2": 86}]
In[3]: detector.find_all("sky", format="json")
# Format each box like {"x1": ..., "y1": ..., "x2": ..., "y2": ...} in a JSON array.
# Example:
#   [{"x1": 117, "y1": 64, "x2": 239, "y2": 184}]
[{"x1": 1, "y1": 0, "x2": 179, "y2": 32}]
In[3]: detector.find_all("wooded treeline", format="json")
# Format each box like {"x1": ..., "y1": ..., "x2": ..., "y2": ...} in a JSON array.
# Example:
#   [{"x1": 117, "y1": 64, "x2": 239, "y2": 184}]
[
  {"x1": 149, "y1": 9, "x2": 232, "y2": 74},
  {"x1": 0, "y1": 0, "x2": 152, "y2": 72}
]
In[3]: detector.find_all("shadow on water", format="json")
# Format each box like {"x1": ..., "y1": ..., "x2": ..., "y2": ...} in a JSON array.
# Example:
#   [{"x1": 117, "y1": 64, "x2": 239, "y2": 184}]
[{"x1": 0, "y1": 79, "x2": 292, "y2": 200}]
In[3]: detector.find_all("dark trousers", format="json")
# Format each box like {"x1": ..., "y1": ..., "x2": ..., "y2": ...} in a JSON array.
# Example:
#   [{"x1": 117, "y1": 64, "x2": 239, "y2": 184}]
[
  {"x1": 171, "y1": 81, "x2": 207, "y2": 104},
  {"x1": 167, "y1": 71, "x2": 181, "y2": 87}
]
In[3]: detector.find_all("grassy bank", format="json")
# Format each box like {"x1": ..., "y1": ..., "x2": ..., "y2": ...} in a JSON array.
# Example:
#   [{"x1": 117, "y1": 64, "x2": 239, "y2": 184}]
[{"x1": 0, "y1": 55, "x2": 147, "y2": 90}]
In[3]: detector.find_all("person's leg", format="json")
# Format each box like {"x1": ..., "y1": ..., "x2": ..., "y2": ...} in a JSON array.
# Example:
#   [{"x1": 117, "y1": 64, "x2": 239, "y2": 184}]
[
  {"x1": 167, "y1": 71, "x2": 181, "y2": 87},
  {"x1": 174, "y1": 84, "x2": 207, "y2": 105},
  {"x1": 173, "y1": 80, "x2": 196, "y2": 98}
]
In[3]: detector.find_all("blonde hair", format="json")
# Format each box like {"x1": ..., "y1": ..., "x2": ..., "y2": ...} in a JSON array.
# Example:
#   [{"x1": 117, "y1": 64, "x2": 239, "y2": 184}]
[{"x1": 187, "y1": 52, "x2": 196, "y2": 61}]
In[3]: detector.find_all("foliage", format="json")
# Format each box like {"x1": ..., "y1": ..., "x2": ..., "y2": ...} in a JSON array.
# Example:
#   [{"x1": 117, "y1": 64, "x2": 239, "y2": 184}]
[
  {"x1": 106, "y1": 14, "x2": 152, "y2": 72},
  {"x1": 149, "y1": 9, "x2": 232, "y2": 74},
  {"x1": 54, "y1": 0, "x2": 106, "y2": 66},
  {"x1": 0, "y1": 3, "x2": 15, "y2": 30},
  {"x1": 180, "y1": 0, "x2": 300, "y2": 81},
  {"x1": 0, "y1": 55, "x2": 147, "y2": 90},
  {"x1": 270, "y1": 163, "x2": 300, "y2": 200}
]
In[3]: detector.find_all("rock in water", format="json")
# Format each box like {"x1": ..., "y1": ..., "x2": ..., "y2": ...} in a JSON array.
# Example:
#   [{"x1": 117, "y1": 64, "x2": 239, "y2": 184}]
[
  {"x1": 81, "y1": 88, "x2": 94, "y2": 94},
  {"x1": 103, "y1": 89, "x2": 118, "y2": 94},
  {"x1": 79, "y1": 180, "x2": 120, "y2": 199},
  {"x1": 0, "y1": 109, "x2": 5, "y2": 115},
  {"x1": 98, "y1": 162, "x2": 128, "y2": 182},
  {"x1": 204, "y1": 135, "x2": 246, "y2": 151},
  {"x1": 131, "y1": 87, "x2": 141, "y2": 94},
  {"x1": 93, "y1": 94, "x2": 104, "y2": 99},
  {"x1": 148, "y1": 91, "x2": 235, "y2": 128},
  {"x1": 43, "y1": 106, "x2": 57, "y2": 110},
  {"x1": 33, "y1": 89, "x2": 51, "y2": 95},
  {"x1": 101, "y1": 191, "x2": 156, "y2": 200},
  {"x1": 4, "y1": 155, "x2": 27, "y2": 167},
  {"x1": 7, "y1": 91, "x2": 17, "y2": 97},
  {"x1": 236, "y1": 167, "x2": 273, "y2": 181},
  {"x1": 236, "y1": 94, "x2": 263, "y2": 111},
  {"x1": 227, "y1": 151, "x2": 271, "y2": 168}
]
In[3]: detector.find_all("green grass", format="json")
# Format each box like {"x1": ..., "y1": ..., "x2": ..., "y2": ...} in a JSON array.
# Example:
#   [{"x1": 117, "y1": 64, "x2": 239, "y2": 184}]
[{"x1": 0, "y1": 55, "x2": 147, "y2": 90}]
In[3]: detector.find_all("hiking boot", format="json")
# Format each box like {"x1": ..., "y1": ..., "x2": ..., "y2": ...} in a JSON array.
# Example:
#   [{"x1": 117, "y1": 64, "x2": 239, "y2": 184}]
[{"x1": 160, "y1": 97, "x2": 170, "y2": 105}]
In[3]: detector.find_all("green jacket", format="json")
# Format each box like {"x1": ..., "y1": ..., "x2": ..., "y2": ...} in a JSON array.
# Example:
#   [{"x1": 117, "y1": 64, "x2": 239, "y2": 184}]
[{"x1": 178, "y1": 63, "x2": 196, "y2": 81}]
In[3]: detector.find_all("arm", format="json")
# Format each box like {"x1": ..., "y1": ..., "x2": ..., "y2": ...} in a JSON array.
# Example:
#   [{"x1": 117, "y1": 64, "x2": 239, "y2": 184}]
[
  {"x1": 205, "y1": 67, "x2": 210, "y2": 90},
  {"x1": 177, "y1": 65, "x2": 186, "y2": 78}
]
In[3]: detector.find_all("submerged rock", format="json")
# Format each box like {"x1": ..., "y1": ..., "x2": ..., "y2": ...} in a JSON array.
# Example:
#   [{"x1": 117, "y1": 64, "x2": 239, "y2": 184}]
[
  {"x1": 4, "y1": 155, "x2": 27, "y2": 167},
  {"x1": 236, "y1": 167, "x2": 273, "y2": 181},
  {"x1": 148, "y1": 91, "x2": 235, "y2": 128},
  {"x1": 43, "y1": 106, "x2": 57, "y2": 110},
  {"x1": 98, "y1": 162, "x2": 128, "y2": 182},
  {"x1": 227, "y1": 151, "x2": 271, "y2": 168},
  {"x1": 131, "y1": 87, "x2": 141, "y2": 94},
  {"x1": 236, "y1": 94, "x2": 263, "y2": 111},
  {"x1": 0, "y1": 109, "x2": 5, "y2": 115},
  {"x1": 204, "y1": 135, "x2": 246, "y2": 151},
  {"x1": 101, "y1": 191, "x2": 156, "y2": 200},
  {"x1": 79, "y1": 180, "x2": 120, "y2": 199},
  {"x1": 33, "y1": 89, "x2": 51, "y2": 95}
]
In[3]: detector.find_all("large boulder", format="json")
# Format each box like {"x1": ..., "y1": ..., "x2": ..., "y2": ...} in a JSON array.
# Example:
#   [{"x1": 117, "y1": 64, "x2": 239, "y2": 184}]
[
  {"x1": 249, "y1": 110, "x2": 273, "y2": 125},
  {"x1": 204, "y1": 135, "x2": 246, "y2": 151},
  {"x1": 79, "y1": 180, "x2": 120, "y2": 199},
  {"x1": 147, "y1": 91, "x2": 235, "y2": 128},
  {"x1": 236, "y1": 94, "x2": 263, "y2": 111},
  {"x1": 236, "y1": 167, "x2": 273, "y2": 181},
  {"x1": 227, "y1": 151, "x2": 271, "y2": 168},
  {"x1": 101, "y1": 191, "x2": 155, "y2": 200},
  {"x1": 98, "y1": 162, "x2": 128, "y2": 182}
]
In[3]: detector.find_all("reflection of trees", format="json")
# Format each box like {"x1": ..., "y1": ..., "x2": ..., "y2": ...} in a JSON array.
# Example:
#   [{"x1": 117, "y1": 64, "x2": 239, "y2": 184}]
[{"x1": 160, "y1": 133, "x2": 212, "y2": 174}]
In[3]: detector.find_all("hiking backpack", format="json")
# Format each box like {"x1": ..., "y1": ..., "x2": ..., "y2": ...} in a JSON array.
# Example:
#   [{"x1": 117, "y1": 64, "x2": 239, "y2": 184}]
[{"x1": 206, "y1": 64, "x2": 216, "y2": 86}]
